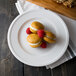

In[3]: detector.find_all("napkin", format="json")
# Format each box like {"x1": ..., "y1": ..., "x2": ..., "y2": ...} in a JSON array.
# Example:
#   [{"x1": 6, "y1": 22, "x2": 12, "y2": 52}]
[{"x1": 15, "y1": 0, "x2": 76, "y2": 69}]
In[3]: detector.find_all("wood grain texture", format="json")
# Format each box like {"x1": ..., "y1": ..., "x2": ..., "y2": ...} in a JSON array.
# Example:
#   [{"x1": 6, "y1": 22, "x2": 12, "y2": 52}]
[
  {"x1": 0, "y1": 0, "x2": 24, "y2": 76},
  {"x1": 65, "y1": 58, "x2": 76, "y2": 76},
  {"x1": 0, "y1": 0, "x2": 76, "y2": 76},
  {"x1": 52, "y1": 66, "x2": 62, "y2": 76},
  {"x1": 24, "y1": 65, "x2": 51, "y2": 76},
  {"x1": 27, "y1": 0, "x2": 76, "y2": 20}
]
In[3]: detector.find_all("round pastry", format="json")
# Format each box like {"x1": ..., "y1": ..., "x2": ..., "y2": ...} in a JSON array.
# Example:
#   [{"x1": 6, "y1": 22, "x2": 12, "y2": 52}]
[
  {"x1": 43, "y1": 31, "x2": 56, "y2": 43},
  {"x1": 27, "y1": 34, "x2": 42, "y2": 48},
  {"x1": 30, "y1": 21, "x2": 44, "y2": 33}
]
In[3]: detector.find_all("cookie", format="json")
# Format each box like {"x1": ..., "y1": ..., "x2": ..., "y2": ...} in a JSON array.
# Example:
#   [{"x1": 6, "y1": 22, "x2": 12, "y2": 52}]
[
  {"x1": 43, "y1": 31, "x2": 56, "y2": 43},
  {"x1": 30, "y1": 21, "x2": 44, "y2": 33},
  {"x1": 27, "y1": 34, "x2": 42, "y2": 48}
]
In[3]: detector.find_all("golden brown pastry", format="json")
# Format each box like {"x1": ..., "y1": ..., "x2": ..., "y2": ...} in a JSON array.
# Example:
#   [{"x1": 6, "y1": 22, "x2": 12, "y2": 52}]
[
  {"x1": 43, "y1": 31, "x2": 56, "y2": 43},
  {"x1": 27, "y1": 34, "x2": 42, "y2": 48},
  {"x1": 30, "y1": 21, "x2": 44, "y2": 33}
]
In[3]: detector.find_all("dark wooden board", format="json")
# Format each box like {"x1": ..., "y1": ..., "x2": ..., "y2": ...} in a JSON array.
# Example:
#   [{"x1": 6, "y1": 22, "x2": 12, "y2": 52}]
[
  {"x1": 0, "y1": 0, "x2": 24, "y2": 76},
  {"x1": 0, "y1": 0, "x2": 76, "y2": 76}
]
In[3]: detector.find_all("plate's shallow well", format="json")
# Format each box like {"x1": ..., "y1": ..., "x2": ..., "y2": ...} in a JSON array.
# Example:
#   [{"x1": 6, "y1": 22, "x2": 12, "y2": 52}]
[{"x1": 7, "y1": 9, "x2": 69, "y2": 67}]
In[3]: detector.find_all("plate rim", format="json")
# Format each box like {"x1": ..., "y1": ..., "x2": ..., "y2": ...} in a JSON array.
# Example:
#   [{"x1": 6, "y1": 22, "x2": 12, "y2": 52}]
[{"x1": 7, "y1": 9, "x2": 69, "y2": 67}]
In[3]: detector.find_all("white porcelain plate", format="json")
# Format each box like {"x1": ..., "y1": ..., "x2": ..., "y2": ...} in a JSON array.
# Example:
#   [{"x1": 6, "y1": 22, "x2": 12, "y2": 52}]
[{"x1": 7, "y1": 9, "x2": 69, "y2": 67}]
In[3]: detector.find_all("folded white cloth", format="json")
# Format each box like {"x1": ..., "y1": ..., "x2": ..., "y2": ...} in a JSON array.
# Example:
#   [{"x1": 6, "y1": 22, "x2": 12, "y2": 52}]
[{"x1": 15, "y1": 0, "x2": 76, "y2": 69}]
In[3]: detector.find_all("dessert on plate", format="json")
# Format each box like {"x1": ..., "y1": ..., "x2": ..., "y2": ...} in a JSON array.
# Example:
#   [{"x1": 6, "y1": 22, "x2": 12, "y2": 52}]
[
  {"x1": 30, "y1": 21, "x2": 44, "y2": 33},
  {"x1": 43, "y1": 31, "x2": 56, "y2": 43},
  {"x1": 27, "y1": 34, "x2": 42, "y2": 48},
  {"x1": 26, "y1": 21, "x2": 56, "y2": 48}
]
